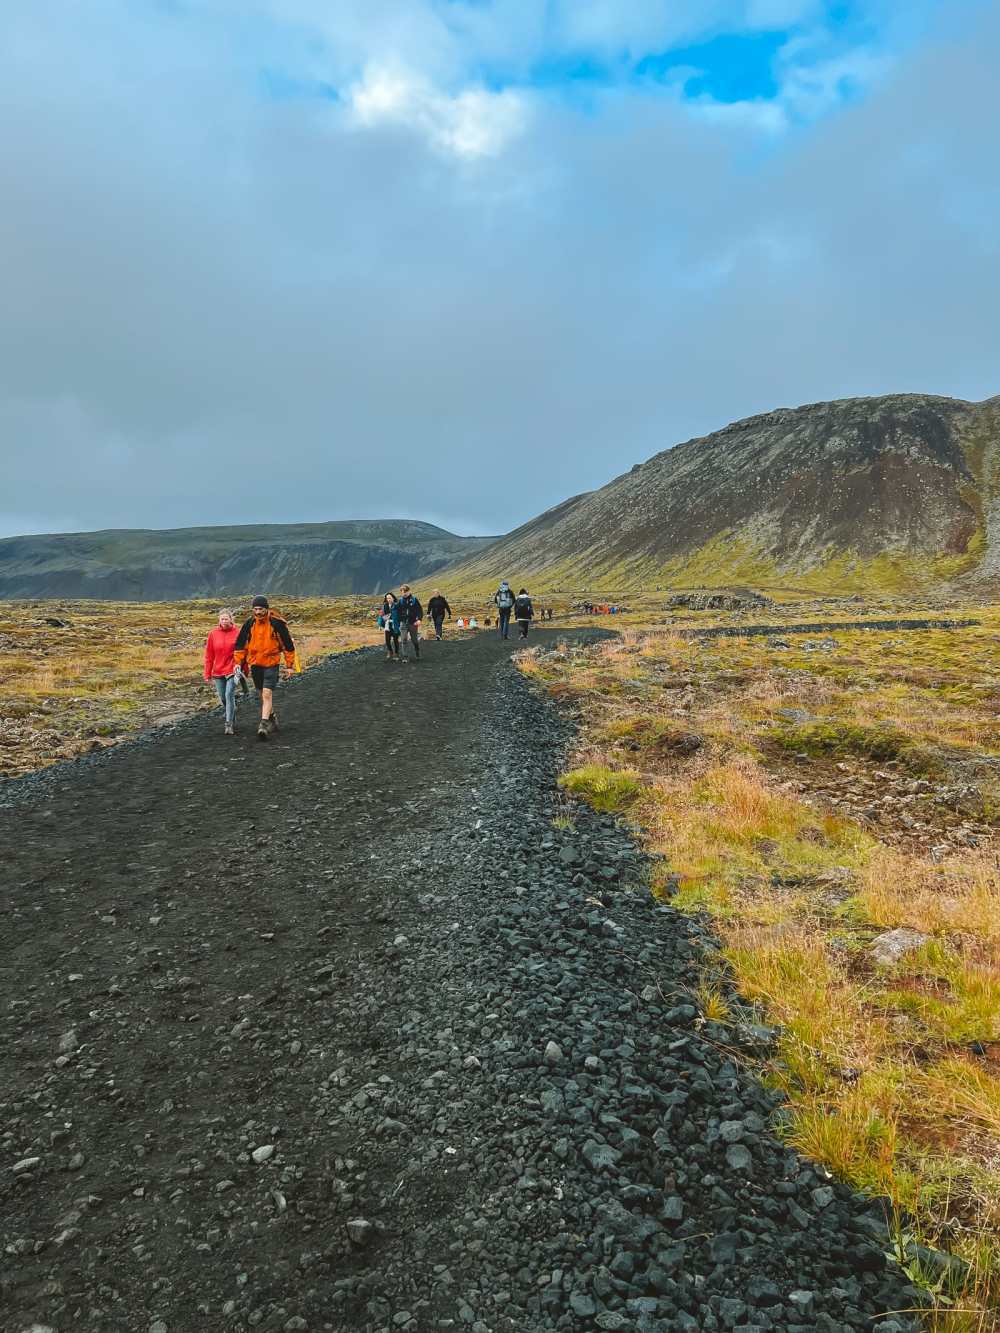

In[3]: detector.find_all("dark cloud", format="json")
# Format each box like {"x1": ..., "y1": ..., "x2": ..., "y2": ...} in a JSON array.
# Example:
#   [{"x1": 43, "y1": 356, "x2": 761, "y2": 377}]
[{"x1": 1, "y1": 2, "x2": 997, "y2": 538}]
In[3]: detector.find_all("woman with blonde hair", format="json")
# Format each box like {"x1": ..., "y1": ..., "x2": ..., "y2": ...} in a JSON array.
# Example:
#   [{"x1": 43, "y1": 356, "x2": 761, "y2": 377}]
[{"x1": 203, "y1": 607, "x2": 241, "y2": 735}]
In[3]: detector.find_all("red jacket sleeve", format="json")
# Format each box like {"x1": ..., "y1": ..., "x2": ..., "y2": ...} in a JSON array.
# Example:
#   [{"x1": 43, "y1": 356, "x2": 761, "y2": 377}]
[{"x1": 204, "y1": 631, "x2": 213, "y2": 678}]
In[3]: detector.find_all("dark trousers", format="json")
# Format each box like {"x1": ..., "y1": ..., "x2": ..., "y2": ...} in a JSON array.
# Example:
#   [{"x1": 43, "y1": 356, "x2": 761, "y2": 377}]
[
  {"x1": 384, "y1": 629, "x2": 399, "y2": 656},
  {"x1": 498, "y1": 609, "x2": 512, "y2": 638},
  {"x1": 517, "y1": 618, "x2": 530, "y2": 638},
  {"x1": 432, "y1": 614, "x2": 445, "y2": 639}
]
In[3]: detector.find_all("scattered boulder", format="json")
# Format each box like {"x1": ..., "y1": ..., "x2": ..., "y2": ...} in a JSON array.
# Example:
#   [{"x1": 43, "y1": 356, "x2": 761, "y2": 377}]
[
  {"x1": 666, "y1": 591, "x2": 773, "y2": 612},
  {"x1": 870, "y1": 927, "x2": 929, "y2": 966}
]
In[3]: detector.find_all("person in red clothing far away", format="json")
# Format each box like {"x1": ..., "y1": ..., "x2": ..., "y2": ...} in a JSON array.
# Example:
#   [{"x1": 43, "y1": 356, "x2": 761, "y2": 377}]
[{"x1": 203, "y1": 608, "x2": 241, "y2": 735}]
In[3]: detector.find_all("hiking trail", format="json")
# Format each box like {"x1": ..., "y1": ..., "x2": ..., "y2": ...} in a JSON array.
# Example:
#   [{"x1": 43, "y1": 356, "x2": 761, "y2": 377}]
[{"x1": 1, "y1": 631, "x2": 923, "y2": 1333}]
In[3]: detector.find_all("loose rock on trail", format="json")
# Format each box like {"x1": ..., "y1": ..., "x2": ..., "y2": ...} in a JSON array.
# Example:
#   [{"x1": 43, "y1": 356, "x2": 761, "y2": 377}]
[{"x1": 1, "y1": 631, "x2": 924, "y2": 1332}]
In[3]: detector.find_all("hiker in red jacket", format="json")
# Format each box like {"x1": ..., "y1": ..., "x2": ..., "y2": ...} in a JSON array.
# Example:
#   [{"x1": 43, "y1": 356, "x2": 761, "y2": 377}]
[{"x1": 203, "y1": 608, "x2": 241, "y2": 735}]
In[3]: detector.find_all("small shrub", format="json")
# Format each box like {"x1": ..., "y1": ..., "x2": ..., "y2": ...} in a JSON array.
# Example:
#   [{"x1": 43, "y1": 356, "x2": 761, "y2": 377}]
[{"x1": 559, "y1": 764, "x2": 642, "y2": 813}]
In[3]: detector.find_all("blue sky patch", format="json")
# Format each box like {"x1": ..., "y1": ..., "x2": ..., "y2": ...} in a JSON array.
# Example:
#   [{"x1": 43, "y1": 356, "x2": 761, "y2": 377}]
[{"x1": 636, "y1": 30, "x2": 787, "y2": 103}]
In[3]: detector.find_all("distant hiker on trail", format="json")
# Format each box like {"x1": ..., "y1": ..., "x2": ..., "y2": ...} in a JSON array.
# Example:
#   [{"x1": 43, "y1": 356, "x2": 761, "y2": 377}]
[
  {"x1": 233, "y1": 596, "x2": 297, "y2": 741},
  {"x1": 514, "y1": 588, "x2": 534, "y2": 639},
  {"x1": 378, "y1": 591, "x2": 401, "y2": 661},
  {"x1": 494, "y1": 581, "x2": 515, "y2": 639},
  {"x1": 397, "y1": 585, "x2": 423, "y2": 661},
  {"x1": 427, "y1": 590, "x2": 452, "y2": 641},
  {"x1": 203, "y1": 608, "x2": 240, "y2": 736}
]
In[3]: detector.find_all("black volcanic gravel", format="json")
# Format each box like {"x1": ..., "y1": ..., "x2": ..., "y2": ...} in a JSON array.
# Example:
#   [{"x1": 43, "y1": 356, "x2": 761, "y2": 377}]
[{"x1": 0, "y1": 630, "x2": 923, "y2": 1332}]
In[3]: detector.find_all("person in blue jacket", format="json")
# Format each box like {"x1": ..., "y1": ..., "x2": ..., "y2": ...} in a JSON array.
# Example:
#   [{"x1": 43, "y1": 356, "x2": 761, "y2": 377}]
[
  {"x1": 397, "y1": 585, "x2": 423, "y2": 661},
  {"x1": 378, "y1": 591, "x2": 401, "y2": 661}
]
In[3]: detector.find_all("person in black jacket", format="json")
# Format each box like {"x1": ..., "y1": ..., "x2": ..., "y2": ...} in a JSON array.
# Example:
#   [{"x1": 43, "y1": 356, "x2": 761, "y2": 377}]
[
  {"x1": 426, "y1": 590, "x2": 452, "y2": 640},
  {"x1": 397, "y1": 585, "x2": 423, "y2": 661},
  {"x1": 514, "y1": 588, "x2": 534, "y2": 639}
]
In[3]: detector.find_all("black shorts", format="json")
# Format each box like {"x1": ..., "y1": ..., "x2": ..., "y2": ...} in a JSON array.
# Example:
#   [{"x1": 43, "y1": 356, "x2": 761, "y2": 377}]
[{"x1": 250, "y1": 665, "x2": 279, "y2": 691}]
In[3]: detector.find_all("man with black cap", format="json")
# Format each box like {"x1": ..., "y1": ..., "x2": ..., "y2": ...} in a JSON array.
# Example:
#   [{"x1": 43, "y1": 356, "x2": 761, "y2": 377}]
[
  {"x1": 233, "y1": 597, "x2": 297, "y2": 740},
  {"x1": 396, "y1": 584, "x2": 423, "y2": 661}
]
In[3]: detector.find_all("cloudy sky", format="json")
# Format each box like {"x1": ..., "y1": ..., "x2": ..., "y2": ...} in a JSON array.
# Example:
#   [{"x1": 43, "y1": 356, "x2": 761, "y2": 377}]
[{"x1": 2, "y1": 1, "x2": 998, "y2": 539}]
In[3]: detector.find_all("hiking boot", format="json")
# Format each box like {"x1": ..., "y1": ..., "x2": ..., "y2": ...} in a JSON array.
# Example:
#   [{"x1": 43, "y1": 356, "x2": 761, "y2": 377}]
[
  {"x1": 257, "y1": 722, "x2": 269, "y2": 742},
  {"x1": 224, "y1": 724, "x2": 234, "y2": 736},
  {"x1": 385, "y1": 650, "x2": 393, "y2": 661},
  {"x1": 266, "y1": 713, "x2": 278, "y2": 732}
]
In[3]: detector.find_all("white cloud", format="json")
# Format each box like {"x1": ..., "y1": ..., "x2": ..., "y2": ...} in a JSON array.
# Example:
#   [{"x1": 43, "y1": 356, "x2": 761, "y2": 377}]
[
  {"x1": 347, "y1": 64, "x2": 529, "y2": 158},
  {"x1": 687, "y1": 94, "x2": 789, "y2": 134},
  {"x1": 0, "y1": 1, "x2": 997, "y2": 538},
  {"x1": 774, "y1": 34, "x2": 892, "y2": 120}
]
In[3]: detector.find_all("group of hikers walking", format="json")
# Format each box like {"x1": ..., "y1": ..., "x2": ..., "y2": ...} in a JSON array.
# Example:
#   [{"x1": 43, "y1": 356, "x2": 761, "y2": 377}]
[
  {"x1": 203, "y1": 597, "x2": 297, "y2": 740},
  {"x1": 377, "y1": 584, "x2": 426, "y2": 661},
  {"x1": 493, "y1": 581, "x2": 537, "y2": 640},
  {"x1": 203, "y1": 579, "x2": 545, "y2": 735},
  {"x1": 377, "y1": 580, "x2": 537, "y2": 659}
]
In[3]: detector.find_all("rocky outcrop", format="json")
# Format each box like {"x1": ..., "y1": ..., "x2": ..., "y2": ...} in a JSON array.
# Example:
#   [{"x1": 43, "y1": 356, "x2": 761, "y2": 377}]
[{"x1": 667, "y1": 592, "x2": 773, "y2": 612}]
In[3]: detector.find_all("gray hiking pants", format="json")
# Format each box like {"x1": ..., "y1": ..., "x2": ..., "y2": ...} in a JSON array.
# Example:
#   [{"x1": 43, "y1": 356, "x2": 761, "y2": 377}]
[{"x1": 400, "y1": 623, "x2": 420, "y2": 657}]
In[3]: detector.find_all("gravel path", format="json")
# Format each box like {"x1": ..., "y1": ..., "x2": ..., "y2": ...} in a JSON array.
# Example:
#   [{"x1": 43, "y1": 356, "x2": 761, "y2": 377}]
[{"x1": 1, "y1": 631, "x2": 923, "y2": 1333}]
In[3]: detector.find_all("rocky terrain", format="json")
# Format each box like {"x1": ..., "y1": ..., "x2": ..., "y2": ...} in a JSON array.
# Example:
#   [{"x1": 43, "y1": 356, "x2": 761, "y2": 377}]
[
  {"x1": 0, "y1": 631, "x2": 925, "y2": 1332},
  {"x1": 444, "y1": 393, "x2": 1000, "y2": 594},
  {"x1": 0, "y1": 521, "x2": 496, "y2": 601}
]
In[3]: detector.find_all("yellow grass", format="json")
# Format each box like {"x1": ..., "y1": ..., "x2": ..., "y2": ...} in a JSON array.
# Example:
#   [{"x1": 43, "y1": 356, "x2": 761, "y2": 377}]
[{"x1": 860, "y1": 848, "x2": 1000, "y2": 941}]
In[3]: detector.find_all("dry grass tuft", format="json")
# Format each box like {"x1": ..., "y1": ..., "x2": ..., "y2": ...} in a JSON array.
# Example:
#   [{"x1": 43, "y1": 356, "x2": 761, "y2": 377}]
[{"x1": 861, "y1": 848, "x2": 1000, "y2": 941}]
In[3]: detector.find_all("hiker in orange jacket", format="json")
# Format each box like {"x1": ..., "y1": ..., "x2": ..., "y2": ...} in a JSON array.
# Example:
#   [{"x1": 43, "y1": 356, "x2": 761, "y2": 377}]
[{"x1": 233, "y1": 596, "x2": 296, "y2": 741}]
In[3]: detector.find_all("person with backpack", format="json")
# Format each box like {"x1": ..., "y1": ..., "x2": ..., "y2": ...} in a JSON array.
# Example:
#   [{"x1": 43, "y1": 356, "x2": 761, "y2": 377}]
[
  {"x1": 514, "y1": 588, "x2": 534, "y2": 639},
  {"x1": 203, "y1": 607, "x2": 241, "y2": 735},
  {"x1": 426, "y1": 590, "x2": 452, "y2": 640},
  {"x1": 233, "y1": 596, "x2": 297, "y2": 741},
  {"x1": 378, "y1": 591, "x2": 401, "y2": 661},
  {"x1": 494, "y1": 581, "x2": 516, "y2": 639},
  {"x1": 397, "y1": 585, "x2": 423, "y2": 661}
]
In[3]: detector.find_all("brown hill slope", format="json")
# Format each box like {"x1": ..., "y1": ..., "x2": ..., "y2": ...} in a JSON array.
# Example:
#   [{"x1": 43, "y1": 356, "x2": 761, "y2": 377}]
[{"x1": 447, "y1": 393, "x2": 1000, "y2": 594}]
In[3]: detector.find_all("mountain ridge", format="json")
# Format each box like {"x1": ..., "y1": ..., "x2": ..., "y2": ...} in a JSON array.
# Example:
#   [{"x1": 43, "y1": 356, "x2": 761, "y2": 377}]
[
  {"x1": 444, "y1": 392, "x2": 1000, "y2": 594},
  {"x1": 0, "y1": 519, "x2": 497, "y2": 600}
]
